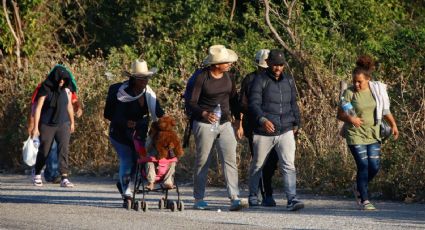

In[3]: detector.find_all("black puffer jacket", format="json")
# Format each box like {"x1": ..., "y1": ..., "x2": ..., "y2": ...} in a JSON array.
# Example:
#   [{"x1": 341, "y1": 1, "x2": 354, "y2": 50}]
[{"x1": 248, "y1": 70, "x2": 301, "y2": 136}]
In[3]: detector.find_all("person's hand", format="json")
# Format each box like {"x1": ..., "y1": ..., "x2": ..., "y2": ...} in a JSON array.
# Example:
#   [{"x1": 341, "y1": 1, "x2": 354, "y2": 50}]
[
  {"x1": 31, "y1": 128, "x2": 40, "y2": 139},
  {"x1": 262, "y1": 120, "x2": 275, "y2": 134},
  {"x1": 75, "y1": 107, "x2": 83, "y2": 118},
  {"x1": 392, "y1": 125, "x2": 399, "y2": 140},
  {"x1": 350, "y1": 117, "x2": 363, "y2": 128},
  {"x1": 233, "y1": 120, "x2": 244, "y2": 140},
  {"x1": 70, "y1": 123, "x2": 75, "y2": 133},
  {"x1": 127, "y1": 120, "x2": 137, "y2": 129},
  {"x1": 293, "y1": 128, "x2": 299, "y2": 138},
  {"x1": 202, "y1": 111, "x2": 218, "y2": 124}
]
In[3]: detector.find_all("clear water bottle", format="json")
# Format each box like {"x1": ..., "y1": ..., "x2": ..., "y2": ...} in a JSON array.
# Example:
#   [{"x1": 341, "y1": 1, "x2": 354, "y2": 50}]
[
  {"x1": 340, "y1": 97, "x2": 356, "y2": 117},
  {"x1": 33, "y1": 136, "x2": 40, "y2": 149},
  {"x1": 210, "y1": 104, "x2": 222, "y2": 132}
]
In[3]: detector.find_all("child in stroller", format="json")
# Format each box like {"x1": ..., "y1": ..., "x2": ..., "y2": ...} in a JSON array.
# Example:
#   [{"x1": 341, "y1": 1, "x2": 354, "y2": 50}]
[{"x1": 130, "y1": 116, "x2": 185, "y2": 211}]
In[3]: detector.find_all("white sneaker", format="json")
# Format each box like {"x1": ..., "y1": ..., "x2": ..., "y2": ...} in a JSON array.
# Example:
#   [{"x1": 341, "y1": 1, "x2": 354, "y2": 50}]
[
  {"x1": 32, "y1": 174, "x2": 43, "y2": 186},
  {"x1": 60, "y1": 178, "x2": 74, "y2": 188}
]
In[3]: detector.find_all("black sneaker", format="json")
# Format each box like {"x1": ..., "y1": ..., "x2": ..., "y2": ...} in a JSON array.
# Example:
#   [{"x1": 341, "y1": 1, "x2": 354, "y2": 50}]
[
  {"x1": 287, "y1": 198, "x2": 304, "y2": 211},
  {"x1": 248, "y1": 194, "x2": 260, "y2": 207},
  {"x1": 262, "y1": 195, "x2": 276, "y2": 207}
]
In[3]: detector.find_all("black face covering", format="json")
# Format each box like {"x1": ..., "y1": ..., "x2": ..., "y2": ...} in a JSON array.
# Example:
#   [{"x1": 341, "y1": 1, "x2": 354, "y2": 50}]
[{"x1": 38, "y1": 66, "x2": 71, "y2": 124}]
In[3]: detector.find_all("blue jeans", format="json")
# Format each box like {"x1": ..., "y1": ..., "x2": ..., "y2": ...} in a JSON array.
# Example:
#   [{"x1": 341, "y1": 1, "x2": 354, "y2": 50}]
[
  {"x1": 348, "y1": 142, "x2": 381, "y2": 202},
  {"x1": 44, "y1": 141, "x2": 60, "y2": 182},
  {"x1": 110, "y1": 137, "x2": 138, "y2": 197}
]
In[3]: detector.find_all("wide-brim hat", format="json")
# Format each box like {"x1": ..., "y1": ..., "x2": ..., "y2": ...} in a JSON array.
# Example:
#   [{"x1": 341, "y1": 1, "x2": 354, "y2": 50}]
[
  {"x1": 255, "y1": 49, "x2": 270, "y2": 68},
  {"x1": 203, "y1": 45, "x2": 238, "y2": 66},
  {"x1": 123, "y1": 59, "x2": 158, "y2": 79}
]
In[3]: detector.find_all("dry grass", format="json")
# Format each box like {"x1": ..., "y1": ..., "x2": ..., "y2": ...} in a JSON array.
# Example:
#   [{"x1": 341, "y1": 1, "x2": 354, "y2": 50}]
[{"x1": 1, "y1": 57, "x2": 424, "y2": 202}]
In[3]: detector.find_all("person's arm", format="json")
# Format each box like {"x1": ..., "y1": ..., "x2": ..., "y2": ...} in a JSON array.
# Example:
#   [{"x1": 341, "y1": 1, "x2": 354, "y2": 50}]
[
  {"x1": 336, "y1": 89, "x2": 363, "y2": 128},
  {"x1": 289, "y1": 76, "x2": 301, "y2": 133},
  {"x1": 249, "y1": 75, "x2": 274, "y2": 134},
  {"x1": 383, "y1": 113, "x2": 399, "y2": 140},
  {"x1": 27, "y1": 102, "x2": 36, "y2": 135},
  {"x1": 229, "y1": 74, "x2": 243, "y2": 139},
  {"x1": 31, "y1": 96, "x2": 46, "y2": 138},
  {"x1": 67, "y1": 91, "x2": 75, "y2": 133},
  {"x1": 189, "y1": 72, "x2": 215, "y2": 123}
]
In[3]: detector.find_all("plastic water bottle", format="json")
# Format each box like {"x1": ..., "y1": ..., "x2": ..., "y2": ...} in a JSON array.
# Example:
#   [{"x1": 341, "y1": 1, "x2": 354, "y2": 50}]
[
  {"x1": 33, "y1": 136, "x2": 40, "y2": 149},
  {"x1": 210, "y1": 104, "x2": 222, "y2": 132},
  {"x1": 340, "y1": 97, "x2": 356, "y2": 116}
]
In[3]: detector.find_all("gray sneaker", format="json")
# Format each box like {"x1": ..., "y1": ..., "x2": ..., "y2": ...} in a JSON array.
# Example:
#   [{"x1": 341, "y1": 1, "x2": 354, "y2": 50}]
[
  {"x1": 287, "y1": 198, "x2": 304, "y2": 211},
  {"x1": 248, "y1": 194, "x2": 260, "y2": 207}
]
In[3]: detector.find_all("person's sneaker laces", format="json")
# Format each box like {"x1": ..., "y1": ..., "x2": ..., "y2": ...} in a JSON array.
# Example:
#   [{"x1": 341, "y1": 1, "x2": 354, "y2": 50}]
[
  {"x1": 248, "y1": 194, "x2": 260, "y2": 207},
  {"x1": 287, "y1": 198, "x2": 304, "y2": 211},
  {"x1": 60, "y1": 178, "x2": 74, "y2": 188},
  {"x1": 32, "y1": 174, "x2": 43, "y2": 187},
  {"x1": 262, "y1": 195, "x2": 277, "y2": 207},
  {"x1": 193, "y1": 200, "x2": 209, "y2": 210}
]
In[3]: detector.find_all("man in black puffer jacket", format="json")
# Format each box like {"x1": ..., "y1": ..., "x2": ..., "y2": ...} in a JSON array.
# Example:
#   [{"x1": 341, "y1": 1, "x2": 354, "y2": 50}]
[{"x1": 248, "y1": 49, "x2": 304, "y2": 211}]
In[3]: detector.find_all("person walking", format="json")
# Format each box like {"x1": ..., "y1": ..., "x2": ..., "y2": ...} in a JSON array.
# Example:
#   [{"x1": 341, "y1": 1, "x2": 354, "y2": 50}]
[
  {"x1": 189, "y1": 45, "x2": 246, "y2": 211},
  {"x1": 239, "y1": 49, "x2": 279, "y2": 207},
  {"x1": 104, "y1": 59, "x2": 164, "y2": 207},
  {"x1": 31, "y1": 65, "x2": 76, "y2": 187},
  {"x1": 337, "y1": 55, "x2": 399, "y2": 210},
  {"x1": 248, "y1": 49, "x2": 304, "y2": 211}
]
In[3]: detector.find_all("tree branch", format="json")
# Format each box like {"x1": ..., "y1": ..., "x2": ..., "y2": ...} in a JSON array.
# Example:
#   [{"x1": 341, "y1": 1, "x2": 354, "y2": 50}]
[
  {"x1": 2, "y1": 0, "x2": 21, "y2": 68},
  {"x1": 230, "y1": 0, "x2": 236, "y2": 22}
]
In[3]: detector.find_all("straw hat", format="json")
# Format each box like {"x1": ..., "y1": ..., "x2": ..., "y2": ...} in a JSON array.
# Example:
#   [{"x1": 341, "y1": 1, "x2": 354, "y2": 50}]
[
  {"x1": 255, "y1": 49, "x2": 270, "y2": 68},
  {"x1": 123, "y1": 60, "x2": 158, "y2": 78},
  {"x1": 203, "y1": 45, "x2": 238, "y2": 66}
]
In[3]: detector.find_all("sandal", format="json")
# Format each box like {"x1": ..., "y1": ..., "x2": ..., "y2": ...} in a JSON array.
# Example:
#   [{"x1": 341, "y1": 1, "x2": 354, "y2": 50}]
[{"x1": 163, "y1": 183, "x2": 174, "y2": 189}]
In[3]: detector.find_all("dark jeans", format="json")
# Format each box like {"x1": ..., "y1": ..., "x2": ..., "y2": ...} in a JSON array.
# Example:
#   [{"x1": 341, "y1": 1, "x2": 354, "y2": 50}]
[
  {"x1": 348, "y1": 142, "x2": 381, "y2": 202},
  {"x1": 44, "y1": 141, "x2": 60, "y2": 182},
  {"x1": 247, "y1": 131, "x2": 278, "y2": 198},
  {"x1": 35, "y1": 123, "x2": 71, "y2": 175}
]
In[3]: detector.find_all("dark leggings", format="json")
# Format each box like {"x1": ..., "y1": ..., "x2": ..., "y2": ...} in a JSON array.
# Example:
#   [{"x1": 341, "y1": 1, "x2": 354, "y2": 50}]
[
  {"x1": 348, "y1": 142, "x2": 381, "y2": 202},
  {"x1": 247, "y1": 133, "x2": 278, "y2": 197},
  {"x1": 35, "y1": 123, "x2": 71, "y2": 175}
]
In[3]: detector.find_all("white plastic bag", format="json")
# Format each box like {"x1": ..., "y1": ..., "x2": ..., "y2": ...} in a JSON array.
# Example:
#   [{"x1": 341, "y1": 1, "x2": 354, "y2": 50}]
[{"x1": 22, "y1": 136, "x2": 39, "y2": 166}]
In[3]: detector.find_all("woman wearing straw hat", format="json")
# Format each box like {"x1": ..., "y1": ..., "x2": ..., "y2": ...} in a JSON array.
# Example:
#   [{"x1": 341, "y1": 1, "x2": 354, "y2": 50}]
[
  {"x1": 104, "y1": 59, "x2": 164, "y2": 207},
  {"x1": 189, "y1": 45, "x2": 247, "y2": 211}
]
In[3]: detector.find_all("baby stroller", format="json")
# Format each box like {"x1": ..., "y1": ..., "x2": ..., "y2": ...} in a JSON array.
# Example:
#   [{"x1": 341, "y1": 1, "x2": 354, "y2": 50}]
[{"x1": 128, "y1": 155, "x2": 185, "y2": 212}]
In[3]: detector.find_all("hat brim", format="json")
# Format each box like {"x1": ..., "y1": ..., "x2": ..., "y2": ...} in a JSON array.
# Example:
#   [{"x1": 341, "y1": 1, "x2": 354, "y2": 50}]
[
  {"x1": 203, "y1": 49, "x2": 238, "y2": 66},
  {"x1": 256, "y1": 61, "x2": 268, "y2": 68},
  {"x1": 122, "y1": 67, "x2": 158, "y2": 79}
]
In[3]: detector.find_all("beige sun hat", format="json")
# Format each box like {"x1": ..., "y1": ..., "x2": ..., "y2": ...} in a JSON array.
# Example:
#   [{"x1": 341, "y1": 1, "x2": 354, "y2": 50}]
[
  {"x1": 255, "y1": 49, "x2": 270, "y2": 68},
  {"x1": 123, "y1": 59, "x2": 158, "y2": 78},
  {"x1": 203, "y1": 45, "x2": 238, "y2": 66}
]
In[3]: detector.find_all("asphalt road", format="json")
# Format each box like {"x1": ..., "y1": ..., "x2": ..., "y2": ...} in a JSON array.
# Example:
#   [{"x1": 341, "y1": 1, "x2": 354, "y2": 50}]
[{"x1": 0, "y1": 174, "x2": 424, "y2": 230}]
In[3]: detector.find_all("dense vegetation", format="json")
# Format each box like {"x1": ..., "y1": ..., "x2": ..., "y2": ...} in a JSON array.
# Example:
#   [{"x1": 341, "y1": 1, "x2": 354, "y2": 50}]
[{"x1": 1, "y1": 0, "x2": 424, "y2": 201}]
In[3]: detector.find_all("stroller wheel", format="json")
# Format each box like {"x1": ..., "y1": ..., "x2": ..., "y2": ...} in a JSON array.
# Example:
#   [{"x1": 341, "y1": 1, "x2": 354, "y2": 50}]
[
  {"x1": 178, "y1": 201, "x2": 185, "y2": 212},
  {"x1": 124, "y1": 199, "x2": 132, "y2": 210},
  {"x1": 158, "y1": 198, "x2": 165, "y2": 209},
  {"x1": 134, "y1": 200, "x2": 140, "y2": 211},
  {"x1": 170, "y1": 201, "x2": 177, "y2": 212},
  {"x1": 142, "y1": 201, "x2": 149, "y2": 212}
]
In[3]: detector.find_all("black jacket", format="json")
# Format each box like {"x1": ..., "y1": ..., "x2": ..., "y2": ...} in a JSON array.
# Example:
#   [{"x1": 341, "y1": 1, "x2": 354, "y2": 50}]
[
  {"x1": 104, "y1": 82, "x2": 164, "y2": 146},
  {"x1": 248, "y1": 70, "x2": 301, "y2": 136}
]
